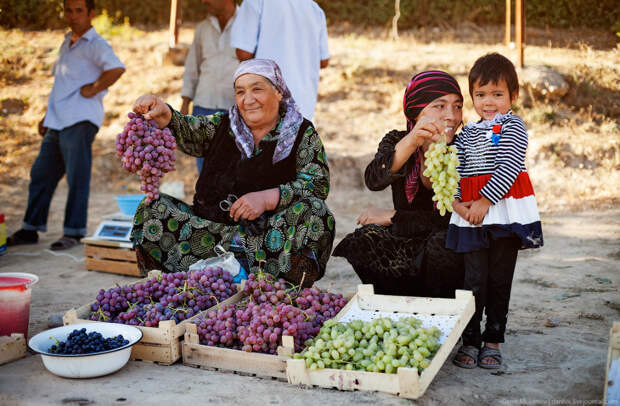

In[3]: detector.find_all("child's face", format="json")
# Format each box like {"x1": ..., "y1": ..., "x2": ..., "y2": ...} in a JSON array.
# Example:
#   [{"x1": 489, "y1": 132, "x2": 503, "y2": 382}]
[{"x1": 472, "y1": 79, "x2": 517, "y2": 121}]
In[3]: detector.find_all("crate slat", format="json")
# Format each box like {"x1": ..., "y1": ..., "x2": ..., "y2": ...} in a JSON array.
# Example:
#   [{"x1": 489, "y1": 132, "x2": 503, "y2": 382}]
[
  {"x1": 286, "y1": 285, "x2": 475, "y2": 400},
  {"x1": 0, "y1": 334, "x2": 27, "y2": 366},
  {"x1": 85, "y1": 244, "x2": 137, "y2": 262},
  {"x1": 83, "y1": 237, "x2": 141, "y2": 277}
]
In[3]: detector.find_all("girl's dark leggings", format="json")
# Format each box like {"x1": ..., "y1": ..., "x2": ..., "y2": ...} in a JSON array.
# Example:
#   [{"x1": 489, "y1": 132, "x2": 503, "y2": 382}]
[{"x1": 461, "y1": 236, "x2": 521, "y2": 348}]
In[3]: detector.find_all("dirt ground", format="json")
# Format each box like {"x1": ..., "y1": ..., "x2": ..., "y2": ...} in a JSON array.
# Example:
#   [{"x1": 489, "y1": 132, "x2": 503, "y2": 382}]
[
  {"x1": 0, "y1": 185, "x2": 619, "y2": 405},
  {"x1": 0, "y1": 22, "x2": 619, "y2": 405}
]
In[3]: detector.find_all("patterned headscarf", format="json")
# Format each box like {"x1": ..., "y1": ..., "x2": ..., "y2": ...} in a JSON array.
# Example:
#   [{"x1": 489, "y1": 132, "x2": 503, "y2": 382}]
[
  {"x1": 229, "y1": 59, "x2": 303, "y2": 163},
  {"x1": 402, "y1": 71, "x2": 462, "y2": 203},
  {"x1": 403, "y1": 70, "x2": 462, "y2": 131}
]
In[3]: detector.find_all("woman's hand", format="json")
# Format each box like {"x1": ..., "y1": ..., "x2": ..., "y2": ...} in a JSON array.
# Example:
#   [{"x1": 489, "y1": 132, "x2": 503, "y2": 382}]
[
  {"x1": 406, "y1": 116, "x2": 445, "y2": 149},
  {"x1": 452, "y1": 199, "x2": 472, "y2": 220},
  {"x1": 229, "y1": 188, "x2": 280, "y2": 221},
  {"x1": 357, "y1": 208, "x2": 396, "y2": 226},
  {"x1": 133, "y1": 94, "x2": 173, "y2": 129},
  {"x1": 466, "y1": 196, "x2": 492, "y2": 225},
  {"x1": 392, "y1": 116, "x2": 446, "y2": 173}
]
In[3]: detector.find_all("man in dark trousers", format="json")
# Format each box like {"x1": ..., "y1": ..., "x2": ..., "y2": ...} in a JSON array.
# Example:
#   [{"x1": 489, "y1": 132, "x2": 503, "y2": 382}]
[{"x1": 8, "y1": 0, "x2": 125, "y2": 250}]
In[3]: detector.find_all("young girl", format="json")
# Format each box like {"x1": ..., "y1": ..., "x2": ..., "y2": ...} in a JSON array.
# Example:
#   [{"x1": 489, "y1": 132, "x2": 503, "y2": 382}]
[{"x1": 446, "y1": 53, "x2": 543, "y2": 369}]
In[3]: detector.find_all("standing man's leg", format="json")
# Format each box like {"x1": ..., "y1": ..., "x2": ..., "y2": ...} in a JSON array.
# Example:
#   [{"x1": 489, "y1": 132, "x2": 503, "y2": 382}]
[
  {"x1": 192, "y1": 107, "x2": 226, "y2": 173},
  {"x1": 8, "y1": 129, "x2": 65, "y2": 245},
  {"x1": 51, "y1": 121, "x2": 97, "y2": 249}
]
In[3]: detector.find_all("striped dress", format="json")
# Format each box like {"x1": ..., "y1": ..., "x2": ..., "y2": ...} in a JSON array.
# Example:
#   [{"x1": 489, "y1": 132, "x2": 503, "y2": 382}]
[{"x1": 445, "y1": 111, "x2": 543, "y2": 253}]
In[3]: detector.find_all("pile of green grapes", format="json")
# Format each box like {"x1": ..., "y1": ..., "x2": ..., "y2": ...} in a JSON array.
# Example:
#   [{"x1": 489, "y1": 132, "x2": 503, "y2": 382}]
[
  {"x1": 294, "y1": 317, "x2": 442, "y2": 374},
  {"x1": 422, "y1": 140, "x2": 460, "y2": 216}
]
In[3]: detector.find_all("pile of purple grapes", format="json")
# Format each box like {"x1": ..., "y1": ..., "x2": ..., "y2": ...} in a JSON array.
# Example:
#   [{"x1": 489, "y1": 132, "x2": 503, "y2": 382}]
[
  {"x1": 49, "y1": 328, "x2": 129, "y2": 355},
  {"x1": 90, "y1": 268, "x2": 237, "y2": 327},
  {"x1": 192, "y1": 271, "x2": 348, "y2": 354},
  {"x1": 116, "y1": 112, "x2": 177, "y2": 203}
]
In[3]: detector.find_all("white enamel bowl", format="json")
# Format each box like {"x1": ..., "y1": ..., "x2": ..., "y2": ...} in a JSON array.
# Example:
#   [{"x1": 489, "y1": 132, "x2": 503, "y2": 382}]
[{"x1": 28, "y1": 322, "x2": 142, "y2": 378}]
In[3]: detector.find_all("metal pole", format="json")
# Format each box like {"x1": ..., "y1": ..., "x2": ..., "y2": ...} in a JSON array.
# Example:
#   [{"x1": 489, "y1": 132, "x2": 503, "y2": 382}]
[{"x1": 505, "y1": 0, "x2": 511, "y2": 46}]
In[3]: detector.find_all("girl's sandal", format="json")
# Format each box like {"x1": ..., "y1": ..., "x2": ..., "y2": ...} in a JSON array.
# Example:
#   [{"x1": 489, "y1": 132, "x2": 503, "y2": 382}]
[
  {"x1": 452, "y1": 345, "x2": 479, "y2": 369},
  {"x1": 478, "y1": 346, "x2": 503, "y2": 369}
]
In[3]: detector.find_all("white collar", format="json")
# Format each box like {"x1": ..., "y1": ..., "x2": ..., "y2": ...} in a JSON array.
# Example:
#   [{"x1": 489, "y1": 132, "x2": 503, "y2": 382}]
[{"x1": 465, "y1": 110, "x2": 513, "y2": 130}]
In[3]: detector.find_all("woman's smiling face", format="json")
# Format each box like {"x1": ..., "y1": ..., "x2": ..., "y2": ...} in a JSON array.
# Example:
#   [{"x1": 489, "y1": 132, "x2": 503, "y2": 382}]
[
  {"x1": 234, "y1": 73, "x2": 282, "y2": 130},
  {"x1": 417, "y1": 93, "x2": 463, "y2": 144}
]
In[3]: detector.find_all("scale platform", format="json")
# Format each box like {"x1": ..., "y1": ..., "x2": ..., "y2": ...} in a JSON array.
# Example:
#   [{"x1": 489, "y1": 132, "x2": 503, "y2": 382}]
[{"x1": 91, "y1": 212, "x2": 134, "y2": 242}]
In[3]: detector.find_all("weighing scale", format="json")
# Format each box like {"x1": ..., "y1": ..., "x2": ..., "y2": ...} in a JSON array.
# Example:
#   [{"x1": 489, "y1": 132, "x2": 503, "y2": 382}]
[{"x1": 91, "y1": 213, "x2": 134, "y2": 242}]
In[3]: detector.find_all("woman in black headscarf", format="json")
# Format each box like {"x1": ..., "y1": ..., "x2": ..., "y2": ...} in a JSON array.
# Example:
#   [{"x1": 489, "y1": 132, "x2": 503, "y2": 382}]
[{"x1": 333, "y1": 71, "x2": 464, "y2": 297}]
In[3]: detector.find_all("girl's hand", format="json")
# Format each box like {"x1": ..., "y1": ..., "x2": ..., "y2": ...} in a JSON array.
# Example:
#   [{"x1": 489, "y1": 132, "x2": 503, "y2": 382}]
[
  {"x1": 230, "y1": 189, "x2": 279, "y2": 221},
  {"x1": 133, "y1": 94, "x2": 173, "y2": 129},
  {"x1": 452, "y1": 199, "x2": 472, "y2": 220},
  {"x1": 405, "y1": 116, "x2": 445, "y2": 149},
  {"x1": 466, "y1": 196, "x2": 492, "y2": 225},
  {"x1": 357, "y1": 208, "x2": 396, "y2": 226}
]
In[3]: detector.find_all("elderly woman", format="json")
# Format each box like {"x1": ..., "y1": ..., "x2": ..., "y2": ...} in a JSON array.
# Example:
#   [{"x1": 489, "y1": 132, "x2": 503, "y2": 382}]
[
  {"x1": 333, "y1": 71, "x2": 464, "y2": 297},
  {"x1": 130, "y1": 59, "x2": 335, "y2": 286}
]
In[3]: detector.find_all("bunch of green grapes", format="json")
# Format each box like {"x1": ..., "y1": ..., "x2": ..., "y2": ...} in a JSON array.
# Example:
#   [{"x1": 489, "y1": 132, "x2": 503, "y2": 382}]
[
  {"x1": 422, "y1": 140, "x2": 460, "y2": 216},
  {"x1": 293, "y1": 317, "x2": 442, "y2": 374}
]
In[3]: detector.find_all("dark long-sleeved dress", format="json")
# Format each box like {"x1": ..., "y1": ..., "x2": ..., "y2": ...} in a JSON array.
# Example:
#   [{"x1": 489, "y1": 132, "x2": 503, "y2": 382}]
[
  {"x1": 131, "y1": 110, "x2": 335, "y2": 285},
  {"x1": 332, "y1": 130, "x2": 463, "y2": 297}
]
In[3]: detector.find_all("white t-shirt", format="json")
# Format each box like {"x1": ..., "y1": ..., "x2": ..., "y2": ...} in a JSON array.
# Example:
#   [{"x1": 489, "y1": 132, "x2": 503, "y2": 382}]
[
  {"x1": 230, "y1": 0, "x2": 329, "y2": 120},
  {"x1": 181, "y1": 10, "x2": 239, "y2": 110},
  {"x1": 44, "y1": 27, "x2": 125, "y2": 130}
]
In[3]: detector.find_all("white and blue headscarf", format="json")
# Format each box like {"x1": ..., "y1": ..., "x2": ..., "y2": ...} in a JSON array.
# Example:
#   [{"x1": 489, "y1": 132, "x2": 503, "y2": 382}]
[{"x1": 229, "y1": 59, "x2": 303, "y2": 163}]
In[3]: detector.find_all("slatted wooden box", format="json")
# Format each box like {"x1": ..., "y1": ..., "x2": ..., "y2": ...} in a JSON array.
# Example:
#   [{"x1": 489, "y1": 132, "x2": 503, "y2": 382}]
[
  {"x1": 286, "y1": 285, "x2": 475, "y2": 400},
  {"x1": 0, "y1": 334, "x2": 27, "y2": 365},
  {"x1": 604, "y1": 321, "x2": 620, "y2": 404},
  {"x1": 63, "y1": 270, "x2": 244, "y2": 365},
  {"x1": 83, "y1": 237, "x2": 141, "y2": 277},
  {"x1": 183, "y1": 323, "x2": 295, "y2": 380},
  {"x1": 182, "y1": 290, "x2": 355, "y2": 379}
]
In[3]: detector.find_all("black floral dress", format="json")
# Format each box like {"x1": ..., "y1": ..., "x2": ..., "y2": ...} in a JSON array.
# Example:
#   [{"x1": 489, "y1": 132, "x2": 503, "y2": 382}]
[
  {"x1": 332, "y1": 130, "x2": 463, "y2": 297},
  {"x1": 131, "y1": 111, "x2": 335, "y2": 282}
]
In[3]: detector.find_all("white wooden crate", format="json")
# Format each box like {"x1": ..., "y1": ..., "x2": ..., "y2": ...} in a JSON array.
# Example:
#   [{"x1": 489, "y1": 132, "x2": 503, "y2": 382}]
[
  {"x1": 286, "y1": 285, "x2": 475, "y2": 400},
  {"x1": 0, "y1": 334, "x2": 27, "y2": 365}
]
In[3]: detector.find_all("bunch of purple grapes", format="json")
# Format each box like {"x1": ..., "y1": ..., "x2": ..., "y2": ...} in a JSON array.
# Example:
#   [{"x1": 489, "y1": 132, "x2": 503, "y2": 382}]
[
  {"x1": 192, "y1": 271, "x2": 348, "y2": 354},
  {"x1": 116, "y1": 112, "x2": 177, "y2": 203},
  {"x1": 89, "y1": 268, "x2": 237, "y2": 327}
]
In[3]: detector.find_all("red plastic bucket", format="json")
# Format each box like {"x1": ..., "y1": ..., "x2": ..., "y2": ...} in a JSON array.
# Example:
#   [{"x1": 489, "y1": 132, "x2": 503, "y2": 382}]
[{"x1": 0, "y1": 273, "x2": 39, "y2": 338}]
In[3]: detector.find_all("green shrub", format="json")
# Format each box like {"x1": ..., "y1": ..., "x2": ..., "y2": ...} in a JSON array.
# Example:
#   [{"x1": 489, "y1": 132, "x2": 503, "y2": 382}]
[{"x1": 1, "y1": 0, "x2": 618, "y2": 32}]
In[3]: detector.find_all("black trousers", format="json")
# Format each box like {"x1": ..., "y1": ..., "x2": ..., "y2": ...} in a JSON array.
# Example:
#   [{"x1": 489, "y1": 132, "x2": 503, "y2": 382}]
[{"x1": 461, "y1": 236, "x2": 521, "y2": 348}]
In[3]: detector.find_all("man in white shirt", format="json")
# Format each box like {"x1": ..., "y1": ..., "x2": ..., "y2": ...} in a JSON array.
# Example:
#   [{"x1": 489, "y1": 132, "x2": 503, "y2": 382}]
[
  {"x1": 181, "y1": 0, "x2": 238, "y2": 172},
  {"x1": 230, "y1": 0, "x2": 329, "y2": 121},
  {"x1": 7, "y1": 0, "x2": 125, "y2": 250}
]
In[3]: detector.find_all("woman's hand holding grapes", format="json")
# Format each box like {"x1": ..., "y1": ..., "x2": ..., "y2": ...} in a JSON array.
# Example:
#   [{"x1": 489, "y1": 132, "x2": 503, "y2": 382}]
[{"x1": 133, "y1": 94, "x2": 173, "y2": 129}]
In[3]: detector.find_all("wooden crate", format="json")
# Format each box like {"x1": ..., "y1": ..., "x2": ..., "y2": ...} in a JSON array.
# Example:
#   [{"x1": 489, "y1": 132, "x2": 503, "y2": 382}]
[
  {"x1": 182, "y1": 290, "x2": 356, "y2": 379},
  {"x1": 83, "y1": 237, "x2": 141, "y2": 277},
  {"x1": 0, "y1": 334, "x2": 27, "y2": 365},
  {"x1": 604, "y1": 322, "x2": 620, "y2": 405},
  {"x1": 63, "y1": 270, "x2": 244, "y2": 365},
  {"x1": 286, "y1": 285, "x2": 475, "y2": 400},
  {"x1": 183, "y1": 323, "x2": 294, "y2": 380}
]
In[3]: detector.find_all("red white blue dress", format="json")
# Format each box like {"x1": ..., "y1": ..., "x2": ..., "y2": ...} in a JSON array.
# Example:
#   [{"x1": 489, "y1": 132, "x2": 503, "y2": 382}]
[{"x1": 446, "y1": 111, "x2": 543, "y2": 253}]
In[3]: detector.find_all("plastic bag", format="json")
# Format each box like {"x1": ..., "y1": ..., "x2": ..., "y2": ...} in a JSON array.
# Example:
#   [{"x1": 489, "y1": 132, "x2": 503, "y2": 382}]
[{"x1": 188, "y1": 244, "x2": 248, "y2": 283}]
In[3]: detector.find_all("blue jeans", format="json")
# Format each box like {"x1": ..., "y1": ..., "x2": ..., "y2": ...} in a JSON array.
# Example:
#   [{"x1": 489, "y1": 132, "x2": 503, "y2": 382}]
[
  {"x1": 192, "y1": 106, "x2": 227, "y2": 173},
  {"x1": 22, "y1": 121, "x2": 98, "y2": 237}
]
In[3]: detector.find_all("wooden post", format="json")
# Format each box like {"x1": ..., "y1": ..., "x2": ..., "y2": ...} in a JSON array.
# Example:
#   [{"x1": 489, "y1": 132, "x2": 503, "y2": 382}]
[
  {"x1": 392, "y1": 0, "x2": 401, "y2": 41},
  {"x1": 515, "y1": 0, "x2": 524, "y2": 67},
  {"x1": 168, "y1": 0, "x2": 181, "y2": 49},
  {"x1": 505, "y1": 0, "x2": 511, "y2": 46}
]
